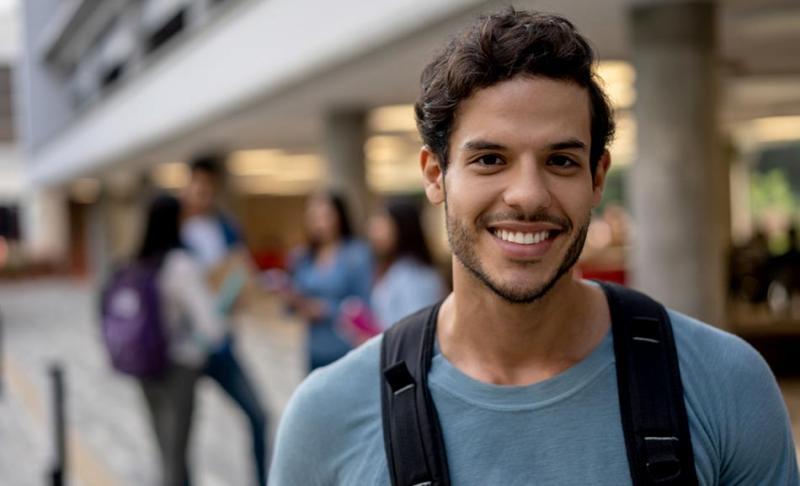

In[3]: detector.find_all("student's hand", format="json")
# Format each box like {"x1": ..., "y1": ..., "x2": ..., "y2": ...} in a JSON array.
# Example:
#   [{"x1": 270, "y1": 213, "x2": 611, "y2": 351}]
[
  {"x1": 281, "y1": 291, "x2": 327, "y2": 320},
  {"x1": 294, "y1": 297, "x2": 328, "y2": 321}
]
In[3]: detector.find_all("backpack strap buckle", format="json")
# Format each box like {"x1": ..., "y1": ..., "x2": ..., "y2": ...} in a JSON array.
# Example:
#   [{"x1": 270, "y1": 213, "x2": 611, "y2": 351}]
[
  {"x1": 384, "y1": 362, "x2": 416, "y2": 396},
  {"x1": 644, "y1": 436, "x2": 682, "y2": 482}
]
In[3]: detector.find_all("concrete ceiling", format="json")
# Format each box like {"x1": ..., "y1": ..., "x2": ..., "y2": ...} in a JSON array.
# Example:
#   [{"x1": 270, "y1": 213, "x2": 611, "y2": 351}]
[{"x1": 138, "y1": 0, "x2": 800, "y2": 167}]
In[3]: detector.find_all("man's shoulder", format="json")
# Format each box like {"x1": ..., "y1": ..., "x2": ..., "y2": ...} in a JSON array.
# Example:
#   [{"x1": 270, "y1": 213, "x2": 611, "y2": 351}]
[
  {"x1": 271, "y1": 336, "x2": 385, "y2": 483},
  {"x1": 668, "y1": 309, "x2": 767, "y2": 375},
  {"x1": 282, "y1": 335, "x2": 383, "y2": 427},
  {"x1": 666, "y1": 312, "x2": 798, "y2": 482},
  {"x1": 667, "y1": 309, "x2": 779, "y2": 412}
]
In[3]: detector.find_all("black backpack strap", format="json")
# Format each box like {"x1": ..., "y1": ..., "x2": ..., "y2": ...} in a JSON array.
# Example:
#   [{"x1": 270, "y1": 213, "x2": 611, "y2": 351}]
[
  {"x1": 597, "y1": 281, "x2": 698, "y2": 485},
  {"x1": 380, "y1": 303, "x2": 450, "y2": 486}
]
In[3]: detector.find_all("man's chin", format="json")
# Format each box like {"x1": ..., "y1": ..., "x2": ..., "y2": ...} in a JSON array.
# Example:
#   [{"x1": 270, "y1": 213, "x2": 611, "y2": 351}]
[
  {"x1": 462, "y1": 263, "x2": 564, "y2": 305},
  {"x1": 485, "y1": 276, "x2": 566, "y2": 304}
]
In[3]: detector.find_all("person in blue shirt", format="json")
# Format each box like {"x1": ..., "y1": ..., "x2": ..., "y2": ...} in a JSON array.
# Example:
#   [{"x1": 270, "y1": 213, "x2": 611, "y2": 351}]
[
  {"x1": 368, "y1": 198, "x2": 445, "y2": 329},
  {"x1": 181, "y1": 156, "x2": 269, "y2": 486},
  {"x1": 285, "y1": 190, "x2": 373, "y2": 371},
  {"x1": 270, "y1": 9, "x2": 798, "y2": 485}
]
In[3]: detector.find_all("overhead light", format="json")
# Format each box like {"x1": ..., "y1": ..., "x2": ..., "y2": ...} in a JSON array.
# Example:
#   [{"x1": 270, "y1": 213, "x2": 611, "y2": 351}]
[
  {"x1": 151, "y1": 162, "x2": 189, "y2": 189},
  {"x1": 228, "y1": 149, "x2": 325, "y2": 194},
  {"x1": 608, "y1": 113, "x2": 637, "y2": 167},
  {"x1": 597, "y1": 61, "x2": 636, "y2": 110},
  {"x1": 234, "y1": 176, "x2": 320, "y2": 196},
  {"x1": 749, "y1": 116, "x2": 800, "y2": 144},
  {"x1": 368, "y1": 105, "x2": 418, "y2": 133},
  {"x1": 365, "y1": 135, "x2": 414, "y2": 163},
  {"x1": 367, "y1": 156, "x2": 424, "y2": 193},
  {"x1": 228, "y1": 150, "x2": 323, "y2": 177},
  {"x1": 228, "y1": 149, "x2": 285, "y2": 175}
]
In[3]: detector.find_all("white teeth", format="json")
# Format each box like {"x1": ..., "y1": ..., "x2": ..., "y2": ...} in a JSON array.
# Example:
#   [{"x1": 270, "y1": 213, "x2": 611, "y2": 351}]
[{"x1": 494, "y1": 229, "x2": 550, "y2": 245}]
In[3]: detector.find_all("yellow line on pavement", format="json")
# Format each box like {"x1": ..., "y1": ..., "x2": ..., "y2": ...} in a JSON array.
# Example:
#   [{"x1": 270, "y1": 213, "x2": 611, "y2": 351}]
[{"x1": 5, "y1": 356, "x2": 123, "y2": 486}]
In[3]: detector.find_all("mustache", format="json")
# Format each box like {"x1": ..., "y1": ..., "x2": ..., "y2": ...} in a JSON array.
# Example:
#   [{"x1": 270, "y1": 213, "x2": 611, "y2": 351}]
[{"x1": 477, "y1": 211, "x2": 572, "y2": 231}]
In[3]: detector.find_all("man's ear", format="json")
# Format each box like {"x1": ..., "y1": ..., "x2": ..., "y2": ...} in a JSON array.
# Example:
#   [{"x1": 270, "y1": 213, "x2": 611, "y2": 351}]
[
  {"x1": 591, "y1": 150, "x2": 612, "y2": 208},
  {"x1": 421, "y1": 146, "x2": 445, "y2": 205}
]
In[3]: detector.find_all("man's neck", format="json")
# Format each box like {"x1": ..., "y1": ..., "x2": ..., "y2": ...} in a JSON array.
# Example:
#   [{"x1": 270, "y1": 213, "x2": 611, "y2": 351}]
[{"x1": 437, "y1": 267, "x2": 610, "y2": 387}]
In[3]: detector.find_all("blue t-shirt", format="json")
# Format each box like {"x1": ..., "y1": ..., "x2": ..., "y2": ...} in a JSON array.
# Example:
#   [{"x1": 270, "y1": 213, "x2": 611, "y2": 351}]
[
  {"x1": 269, "y1": 308, "x2": 798, "y2": 485},
  {"x1": 290, "y1": 239, "x2": 373, "y2": 367}
]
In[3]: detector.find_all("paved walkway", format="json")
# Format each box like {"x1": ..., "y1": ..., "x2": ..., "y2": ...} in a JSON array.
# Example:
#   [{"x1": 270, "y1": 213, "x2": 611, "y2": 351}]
[
  {"x1": 1, "y1": 278, "x2": 799, "y2": 485},
  {"x1": 0, "y1": 278, "x2": 305, "y2": 486}
]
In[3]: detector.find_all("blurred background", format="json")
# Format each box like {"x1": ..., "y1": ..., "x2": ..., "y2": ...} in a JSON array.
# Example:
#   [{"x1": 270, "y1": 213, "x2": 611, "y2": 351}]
[{"x1": 1, "y1": 0, "x2": 800, "y2": 484}]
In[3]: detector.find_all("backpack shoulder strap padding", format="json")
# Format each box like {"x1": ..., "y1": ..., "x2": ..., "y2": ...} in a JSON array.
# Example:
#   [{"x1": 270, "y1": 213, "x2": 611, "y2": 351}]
[
  {"x1": 597, "y1": 280, "x2": 698, "y2": 486},
  {"x1": 380, "y1": 303, "x2": 450, "y2": 486}
]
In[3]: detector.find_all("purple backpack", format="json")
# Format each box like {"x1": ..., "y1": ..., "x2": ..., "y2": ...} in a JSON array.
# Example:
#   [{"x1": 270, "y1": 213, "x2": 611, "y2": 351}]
[{"x1": 101, "y1": 261, "x2": 168, "y2": 377}]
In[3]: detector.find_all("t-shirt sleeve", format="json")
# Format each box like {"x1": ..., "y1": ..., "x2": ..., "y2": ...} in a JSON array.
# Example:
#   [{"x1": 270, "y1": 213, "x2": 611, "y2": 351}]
[
  {"x1": 269, "y1": 383, "x2": 324, "y2": 486},
  {"x1": 270, "y1": 339, "x2": 383, "y2": 485},
  {"x1": 717, "y1": 342, "x2": 799, "y2": 484},
  {"x1": 269, "y1": 371, "x2": 341, "y2": 485}
]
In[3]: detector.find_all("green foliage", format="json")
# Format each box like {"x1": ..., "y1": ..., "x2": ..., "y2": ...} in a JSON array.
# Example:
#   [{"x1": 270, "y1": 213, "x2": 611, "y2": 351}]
[
  {"x1": 750, "y1": 169, "x2": 796, "y2": 216},
  {"x1": 597, "y1": 165, "x2": 627, "y2": 213},
  {"x1": 750, "y1": 169, "x2": 797, "y2": 254}
]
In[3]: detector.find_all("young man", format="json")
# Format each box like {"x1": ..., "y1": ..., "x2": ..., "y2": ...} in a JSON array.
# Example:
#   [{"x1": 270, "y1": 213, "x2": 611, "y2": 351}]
[
  {"x1": 269, "y1": 10, "x2": 798, "y2": 485},
  {"x1": 181, "y1": 156, "x2": 270, "y2": 486}
]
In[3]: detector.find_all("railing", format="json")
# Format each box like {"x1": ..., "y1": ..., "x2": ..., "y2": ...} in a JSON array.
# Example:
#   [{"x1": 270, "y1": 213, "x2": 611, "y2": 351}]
[{"x1": 49, "y1": 364, "x2": 67, "y2": 486}]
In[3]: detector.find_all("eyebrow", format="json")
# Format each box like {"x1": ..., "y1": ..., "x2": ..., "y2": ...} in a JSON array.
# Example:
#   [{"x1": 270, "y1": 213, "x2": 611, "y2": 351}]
[
  {"x1": 462, "y1": 138, "x2": 588, "y2": 152},
  {"x1": 462, "y1": 140, "x2": 508, "y2": 152},
  {"x1": 549, "y1": 138, "x2": 588, "y2": 152}
]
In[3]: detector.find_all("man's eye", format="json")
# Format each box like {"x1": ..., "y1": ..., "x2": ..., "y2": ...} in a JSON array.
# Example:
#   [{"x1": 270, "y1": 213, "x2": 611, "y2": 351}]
[
  {"x1": 475, "y1": 154, "x2": 504, "y2": 166},
  {"x1": 549, "y1": 155, "x2": 577, "y2": 168}
]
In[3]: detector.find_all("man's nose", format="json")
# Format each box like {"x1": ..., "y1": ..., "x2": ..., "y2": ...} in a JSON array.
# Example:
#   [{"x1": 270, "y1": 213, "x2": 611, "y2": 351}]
[{"x1": 501, "y1": 160, "x2": 552, "y2": 214}]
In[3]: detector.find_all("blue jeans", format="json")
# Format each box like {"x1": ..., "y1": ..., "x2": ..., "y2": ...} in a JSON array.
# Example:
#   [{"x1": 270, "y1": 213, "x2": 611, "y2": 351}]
[{"x1": 204, "y1": 338, "x2": 268, "y2": 486}]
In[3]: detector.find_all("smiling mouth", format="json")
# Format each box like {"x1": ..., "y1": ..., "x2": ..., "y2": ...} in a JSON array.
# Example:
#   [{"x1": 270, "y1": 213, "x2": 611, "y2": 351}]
[{"x1": 490, "y1": 228, "x2": 559, "y2": 245}]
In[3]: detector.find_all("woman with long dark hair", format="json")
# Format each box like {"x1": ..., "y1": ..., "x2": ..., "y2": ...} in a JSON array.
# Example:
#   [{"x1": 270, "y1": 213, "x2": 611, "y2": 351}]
[
  {"x1": 285, "y1": 190, "x2": 373, "y2": 371},
  {"x1": 368, "y1": 198, "x2": 445, "y2": 328},
  {"x1": 135, "y1": 194, "x2": 225, "y2": 486}
]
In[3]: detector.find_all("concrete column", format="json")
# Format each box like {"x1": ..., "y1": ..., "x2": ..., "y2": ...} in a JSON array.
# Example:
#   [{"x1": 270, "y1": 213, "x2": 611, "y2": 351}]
[
  {"x1": 628, "y1": 1, "x2": 727, "y2": 326},
  {"x1": 323, "y1": 110, "x2": 371, "y2": 233},
  {"x1": 85, "y1": 198, "x2": 112, "y2": 285},
  {"x1": 21, "y1": 187, "x2": 69, "y2": 265},
  {"x1": 105, "y1": 173, "x2": 147, "y2": 264}
]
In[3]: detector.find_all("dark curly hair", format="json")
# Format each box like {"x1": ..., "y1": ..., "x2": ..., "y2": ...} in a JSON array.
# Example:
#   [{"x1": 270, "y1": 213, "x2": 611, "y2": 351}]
[{"x1": 415, "y1": 8, "x2": 615, "y2": 175}]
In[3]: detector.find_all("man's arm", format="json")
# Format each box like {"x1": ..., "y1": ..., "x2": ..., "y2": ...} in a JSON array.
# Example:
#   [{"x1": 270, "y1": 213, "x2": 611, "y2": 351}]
[
  {"x1": 269, "y1": 372, "x2": 338, "y2": 485},
  {"x1": 719, "y1": 344, "x2": 799, "y2": 484}
]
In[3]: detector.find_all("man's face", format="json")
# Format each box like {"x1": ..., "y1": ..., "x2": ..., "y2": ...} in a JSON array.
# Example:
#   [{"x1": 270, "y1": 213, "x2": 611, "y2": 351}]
[
  {"x1": 421, "y1": 76, "x2": 610, "y2": 303},
  {"x1": 183, "y1": 171, "x2": 217, "y2": 215}
]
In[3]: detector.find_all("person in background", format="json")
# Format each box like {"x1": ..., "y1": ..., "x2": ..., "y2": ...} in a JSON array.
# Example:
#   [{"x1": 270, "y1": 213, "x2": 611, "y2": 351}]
[
  {"x1": 285, "y1": 190, "x2": 373, "y2": 371},
  {"x1": 368, "y1": 198, "x2": 445, "y2": 329},
  {"x1": 136, "y1": 194, "x2": 226, "y2": 486},
  {"x1": 181, "y1": 155, "x2": 269, "y2": 486}
]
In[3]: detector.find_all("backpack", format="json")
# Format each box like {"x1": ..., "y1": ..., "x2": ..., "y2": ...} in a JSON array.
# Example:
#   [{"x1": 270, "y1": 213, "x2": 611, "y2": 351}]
[
  {"x1": 380, "y1": 281, "x2": 698, "y2": 486},
  {"x1": 100, "y1": 260, "x2": 168, "y2": 378}
]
